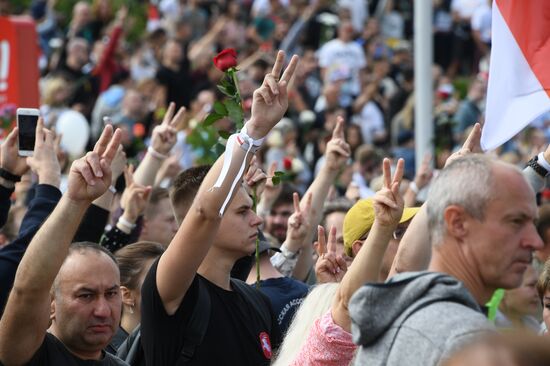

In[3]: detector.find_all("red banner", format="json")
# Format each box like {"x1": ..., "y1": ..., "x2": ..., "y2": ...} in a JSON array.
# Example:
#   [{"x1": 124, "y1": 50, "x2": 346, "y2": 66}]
[{"x1": 0, "y1": 16, "x2": 40, "y2": 108}]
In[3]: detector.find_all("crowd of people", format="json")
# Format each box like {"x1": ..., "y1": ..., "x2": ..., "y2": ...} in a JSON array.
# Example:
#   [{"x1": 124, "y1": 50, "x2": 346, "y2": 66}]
[{"x1": 1, "y1": 0, "x2": 550, "y2": 365}]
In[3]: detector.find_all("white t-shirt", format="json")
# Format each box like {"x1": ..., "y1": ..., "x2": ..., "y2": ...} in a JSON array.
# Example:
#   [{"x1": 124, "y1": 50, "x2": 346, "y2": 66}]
[
  {"x1": 318, "y1": 39, "x2": 366, "y2": 101},
  {"x1": 471, "y1": 4, "x2": 492, "y2": 43},
  {"x1": 451, "y1": 0, "x2": 485, "y2": 19},
  {"x1": 353, "y1": 101, "x2": 386, "y2": 144}
]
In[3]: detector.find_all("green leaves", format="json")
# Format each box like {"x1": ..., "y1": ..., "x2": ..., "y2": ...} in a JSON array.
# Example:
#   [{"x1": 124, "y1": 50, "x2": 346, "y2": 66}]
[
  {"x1": 213, "y1": 101, "x2": 227, "y2": 115},
  {"x1": 203, "y1": 113, "x2": 223, "y2": 127},
  {"x1": 271, "y1": 171, "x2": 289, "y2": 186},
  {"x1": 226, "y1": 99, "x2": 244, "y2": 129},
  {"x1": 218, "y1": 130, "x2": 232, "y2": 139}
]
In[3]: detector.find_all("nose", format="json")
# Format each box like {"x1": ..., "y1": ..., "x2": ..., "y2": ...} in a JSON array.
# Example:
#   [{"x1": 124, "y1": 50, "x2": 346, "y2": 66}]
[
  {"x1": 93, "y1": 297, "x2": 111, "y2": 318},
  {"x1": 524, "y1": 224, "x2": 544, "y2": 251},
  {"x1": 252, "y1": 212, "x2": 264, "y2": 227}
]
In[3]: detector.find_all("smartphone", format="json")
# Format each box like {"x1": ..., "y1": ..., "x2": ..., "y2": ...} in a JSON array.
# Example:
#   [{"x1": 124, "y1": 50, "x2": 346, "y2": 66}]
[{"x1": 16, "y1": 108, "x2": 40, "y2": 157}]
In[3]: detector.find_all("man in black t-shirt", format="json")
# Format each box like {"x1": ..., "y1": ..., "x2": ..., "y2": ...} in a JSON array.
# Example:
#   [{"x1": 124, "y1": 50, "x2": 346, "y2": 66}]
[
  {"x1": 0, "y1": 123, "x2": 126, "y2": 365},
  {"x1": 140, "y1": 50, "x2": 299, "y2": 365}
]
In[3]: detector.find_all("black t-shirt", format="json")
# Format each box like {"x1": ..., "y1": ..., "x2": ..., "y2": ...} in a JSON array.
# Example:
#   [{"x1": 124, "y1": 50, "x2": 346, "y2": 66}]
[
  {"x1": 24, "y1": 333, "x2": 128, "y2": 365},
  {"x1": 141, "y1": 260, "x2": 281, "y2": 366}
]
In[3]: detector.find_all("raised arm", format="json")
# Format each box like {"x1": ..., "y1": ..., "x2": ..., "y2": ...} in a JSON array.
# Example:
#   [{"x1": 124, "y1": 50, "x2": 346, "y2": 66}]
[
  {"x1": 388, "y1": 123, "x2": 482, "y2": 278},
  {"x1": 291, "y1": 117, "x2": 351, "y2": 280},
  {"x1": 0, "y1": 125, "x2": 120, "y2": 366},
  {"x1": 156, "y1": 51, "x2": 299, "y2": 314},
  {"x1": 332, "y1": 158, "x2": 404, "y2": 332}
]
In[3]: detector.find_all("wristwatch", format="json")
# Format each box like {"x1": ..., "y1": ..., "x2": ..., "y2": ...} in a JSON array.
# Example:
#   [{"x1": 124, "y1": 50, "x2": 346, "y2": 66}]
[{"x1": 527, "y1": 155, "x2": 549, "y2": 178}]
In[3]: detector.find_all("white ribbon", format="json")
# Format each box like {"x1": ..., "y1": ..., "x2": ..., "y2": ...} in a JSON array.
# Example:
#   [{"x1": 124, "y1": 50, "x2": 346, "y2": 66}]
[{"x1": 210, "y1": 133, "x2": 254, "y2": 216}]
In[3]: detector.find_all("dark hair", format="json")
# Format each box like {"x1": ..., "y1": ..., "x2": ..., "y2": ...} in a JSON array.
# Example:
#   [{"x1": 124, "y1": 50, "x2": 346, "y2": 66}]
[
  {"x1": 114, "y1": 241, "x2": 165, "y2": 290},
  {"x1": 271, "y1": 183, "x2": 298, "y2": 212},
  {"x1": 323, "y1": 198, "x2": 352, "y2": 219},
  {"x1": 69, "y1": 242, "x2": 118, "y2": 266},
  {"x1": 144, "y1": 187, "x2": 170, "y2": 219},
  {"x1": 170, "y1": 165, "x2": 211, "y2": 212}
]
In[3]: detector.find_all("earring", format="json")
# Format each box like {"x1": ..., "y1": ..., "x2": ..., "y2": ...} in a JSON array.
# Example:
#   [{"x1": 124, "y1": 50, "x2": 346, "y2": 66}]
[{"x1": 129, "y1": 302, "x2": 135, "y2": 314}]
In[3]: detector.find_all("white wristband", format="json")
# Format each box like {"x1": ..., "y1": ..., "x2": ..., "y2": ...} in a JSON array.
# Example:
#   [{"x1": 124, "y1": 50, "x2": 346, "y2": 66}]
[
  {"x1": 409, "y1": 181, "x2": 419, "y2": 194},
  {"x1": 118, "y1": 216, "x2": 137, "y2": 230},
  {"x1": 538, "y1": 152, "x2": 550, "y2": 172},
  {"x1": 236, "y1": 124, "x2": 265, "y2": 153},
  {"x1": 148, "y1": 146, "x2": 168, "y2": 160}
]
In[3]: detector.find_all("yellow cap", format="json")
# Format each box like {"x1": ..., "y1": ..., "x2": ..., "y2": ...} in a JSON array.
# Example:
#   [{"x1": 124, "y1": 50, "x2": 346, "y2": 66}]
[{"x1": 343, "y1": 199, "x2": 420, "y2": 257}]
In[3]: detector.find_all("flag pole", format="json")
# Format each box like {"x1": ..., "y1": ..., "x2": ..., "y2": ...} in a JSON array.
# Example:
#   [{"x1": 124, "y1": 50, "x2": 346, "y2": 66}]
[{"x1": 414, "y1": 0, "x2": 434, "y2": 173}]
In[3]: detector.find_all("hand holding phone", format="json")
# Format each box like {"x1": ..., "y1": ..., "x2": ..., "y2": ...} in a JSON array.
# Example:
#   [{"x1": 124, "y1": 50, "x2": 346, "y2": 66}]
[{"x1": 16, "y1": 108, "x2": 40, "y2": 157}]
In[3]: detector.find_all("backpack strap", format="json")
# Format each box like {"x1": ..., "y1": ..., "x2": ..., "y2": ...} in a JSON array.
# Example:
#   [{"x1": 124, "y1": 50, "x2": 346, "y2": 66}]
[
  {"x1": 176, "y1": 276, "x2": 212, "y2": 365},
  {"x1": 230, "y1": 278, "x2": 272, "y2": 333}
]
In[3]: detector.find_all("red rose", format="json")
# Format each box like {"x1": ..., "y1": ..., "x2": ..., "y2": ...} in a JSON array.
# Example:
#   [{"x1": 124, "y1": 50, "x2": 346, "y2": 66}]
[
  {"x1": 283, "y1": 157, "x2": 292, "y2": 171},
  {"x1": 213, "y1": 48, "x2": 237, "y2": 72}
]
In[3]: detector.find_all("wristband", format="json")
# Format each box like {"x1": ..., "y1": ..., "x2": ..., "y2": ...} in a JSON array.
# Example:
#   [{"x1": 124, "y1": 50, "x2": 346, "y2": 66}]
[
  {"x1": 280, "y1": 245, "x2": 300, "y2": 260},
  {"x1": 409, "y1": 181, "x2": 419, "y2": 194},
  {"x1": 0, "y1": 168, "x2": 21, "y2": 182},
  {"x1": 538, "y1": 152, "x2": 550, "y2": 172},
  {"x1": 147, "y1": 146, "x2": 168, "y2": 160},
  {"x1": 528, "y1": 155, "x2": 549, "y2": 178},
  {"x1": 118, "y1": 216, "x2": 137, "y2": 230},
  {"x1": 235, "y1": 124, "x2": 265, "y2": 153}
]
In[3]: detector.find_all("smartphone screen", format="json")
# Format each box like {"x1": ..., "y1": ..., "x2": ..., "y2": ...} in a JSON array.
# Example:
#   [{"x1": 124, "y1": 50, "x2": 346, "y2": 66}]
[{"x1": 18, "y1": 114, "x2": 38, "y2": 151}]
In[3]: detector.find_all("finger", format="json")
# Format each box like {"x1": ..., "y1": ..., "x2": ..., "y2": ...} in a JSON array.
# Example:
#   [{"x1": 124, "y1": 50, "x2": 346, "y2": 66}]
[
  {"x1": 76, "y1": 159, "x2": 96, "y2": 186},
  {"x1": 383, "y1": 158, "x2": 391, "y2": 188},
  {"x1": 332, "y1": 116, "x2": 344, "y2": 140},
  {"x1": 292, "y1": 192, "x2": 300, "y2": 214},
  {"x1": 422, "y1": 153, "x2": 432, "y2": 167},
  {"x1": 123, "y1": 165, "x2": 133, "y2": 186},
  {"x1": 170, "y1": 106, "x2": 186, "y2": 128},
  {"x1": 264, "y1": 75, "x2": 279, "y2": 95},
  {"x1": 327, "y1": 225, "x2": 337, "y2": 255},
  {"x1": 36, "y1": 117, "x2": 45, "y2": 144},
  {"x1": 463, "y1": 122, "x2": 481, "y2": 152},
  {"x1": 86, "y1": 152, "x2": 103, "y2": 178},
  {"x1": 5, "y1": 127, "x2": 18, "y2": 146},
  {"x1": 374, "y1": 194, "x2": 398, "y2": 209},
  {"x1": 392, "y1": 158, "x2": 405, "y2": 186},
  {"x1": 331, "y1": 145, "x2": 351, "y2": 158},
  {"x1": 280, "y1": 54, "x2": 299, "y2": 84},
  {"x1": 317, "y1": 225, "x2": 326, "y2": 255},
  {"x1": 43, "y1": 128, "x2": 54, "y2": 146},
  {"x1": 54, "y1": 132, "x2": 62, "y2": 148},
  {"x1": 94, "y1": 125, "x2": 114, "y2": 156},
  {"x1": 258, "y1": 87, "x2": 273, "y2": 105},
  {"x1": 271, "y1": 50, "x2": 285, "y2": 79},
  {"x1": 102, "y1": 128, "x2": 122, "y2": 164},
  {"x1": 163, "y1": 102, "x2": 176, "y2": 125},
  {"x1": 268, "y1": 161, "x2": 277, "y2": 177},
  {"x1": 335, "y1": 255, "x2": 348, "y2": 273},
  {"x1": 143, "y1": 186, "x2": 152, "y2": 201}
]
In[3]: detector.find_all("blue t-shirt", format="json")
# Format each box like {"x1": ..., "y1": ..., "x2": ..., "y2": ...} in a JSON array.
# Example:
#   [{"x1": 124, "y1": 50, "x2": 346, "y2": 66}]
[{"x1": 258, "y1": 277, "x2": 309, "y2": 335}]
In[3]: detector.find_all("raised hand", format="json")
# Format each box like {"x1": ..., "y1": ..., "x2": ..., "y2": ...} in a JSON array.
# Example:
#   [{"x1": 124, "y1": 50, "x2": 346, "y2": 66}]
[
  {"x1": 122, "y1": 165, "x2": 151, "y2": 223},
  {"x1": 445, "y1": 122, "x2": 482, "y2": 168},
  {"x1": 151, "y1": 102, "x2": 186, "y2": 155},
  {"x1": 244, "y1": 156, "x2": 267, "y2": 198},
  {"x1": 67, "y1": 125, "x2": 121, "y2": 203},
  {"x1": 260, "y1": 162, "x2": 282, "y2": 208},
  {"x1": 315, "y1": 225, "x2": 348, "y2": 283},
  {"x1": 286, "y1": 192, "x2": 313, "y2": 243},
  {"x1": 0, "y1": 127, "x2": 29, "y2": 176},
  {"x1": 373, "y1": 158, "x2": 404, "y2": 227},
  {"x1": 325, "y1": 116, "x2": 351, "y2": 172},
  {"x1": 248, "y1": 50, "x2": 299, "y2": 139},
  {"x1": 26, "y1": 117, "x2": 61, "y2": 187}
]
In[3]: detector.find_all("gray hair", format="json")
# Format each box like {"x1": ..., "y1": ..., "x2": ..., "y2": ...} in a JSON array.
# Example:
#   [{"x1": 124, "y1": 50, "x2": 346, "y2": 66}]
[{"x1": 427, "y1": 155, "x2": 496, "y2": 245}]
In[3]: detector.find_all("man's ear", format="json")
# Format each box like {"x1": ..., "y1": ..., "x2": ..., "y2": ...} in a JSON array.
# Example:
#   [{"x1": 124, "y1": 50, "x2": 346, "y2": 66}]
[
  {"x1": 443, "y1": 205, "x2": 469, "y2": 240},
  {"x1": 120, "y1": 286, "x2": 135, "y2": 307},
  {"x1": 352, "y1": 240, "x2": 364, "y2": 257}
]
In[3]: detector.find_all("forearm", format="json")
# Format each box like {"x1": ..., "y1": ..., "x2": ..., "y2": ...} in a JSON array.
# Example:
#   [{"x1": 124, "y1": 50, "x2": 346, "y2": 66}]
[
  {"x1": 332, "y1": 222, "x2": 394, "y2": 331},
  {"x1": 133, "y1": 153, "x2": 164, "y2": 187},
  {"x1": 387, "y1": 204, "x2": 430, "y2": 278},
  {"x1": 12, "y1": 196, "x2": 88, "y2": 294}
]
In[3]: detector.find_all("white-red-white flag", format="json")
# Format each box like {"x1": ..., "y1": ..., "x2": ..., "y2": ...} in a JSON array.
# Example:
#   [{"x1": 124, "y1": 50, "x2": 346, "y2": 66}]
[{"x1": 481, "y1": 0, "x2": 550, "y2": 151}]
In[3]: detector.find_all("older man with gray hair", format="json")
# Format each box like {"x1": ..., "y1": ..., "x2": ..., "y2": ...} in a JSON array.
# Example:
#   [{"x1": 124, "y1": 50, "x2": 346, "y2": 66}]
[{"x1": 349, "y1": 150, "x2": 544, "y2": 366}]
